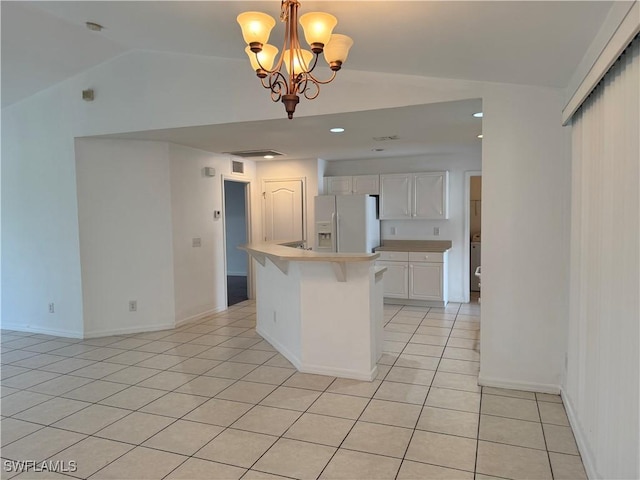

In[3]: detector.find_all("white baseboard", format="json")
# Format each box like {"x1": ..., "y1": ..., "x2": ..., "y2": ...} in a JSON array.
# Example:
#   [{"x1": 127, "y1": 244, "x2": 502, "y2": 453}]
[
  {"x1": 3, "y1": 305, "x2": 228, "y2": 340},
  {"x1": 83, "y1": 322, "x2": 175, "y2": 339},
  {"x1": 478, "y1": 372, "x2": 561, "y2": 394},
  {"x1": 256, "y1": 326, "x2": 302, "y2": 370},
  {"x1": 175, "y1": 306, "x2": 226, "y2": 328},
  {"x1": 299, "y1": 362, "x2": 377, "y2": 382},
  {"x1": 0, "y1": 323, "x2": 83, "y2": 339},
  {"x1": 256, "y1": 326, "x2": 377, "y2": 382},
  {"x1": 384, "y1": 298, "x2": 446, "y2": 308},
  {"x1": 561, "y1": 387, "x2": 598, "y2": 480}
]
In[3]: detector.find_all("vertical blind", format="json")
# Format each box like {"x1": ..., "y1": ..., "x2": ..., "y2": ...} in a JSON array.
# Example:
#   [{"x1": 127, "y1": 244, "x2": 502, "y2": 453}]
[{"x1": 567, "y1": 36, "x2": 639, "y2": 479}]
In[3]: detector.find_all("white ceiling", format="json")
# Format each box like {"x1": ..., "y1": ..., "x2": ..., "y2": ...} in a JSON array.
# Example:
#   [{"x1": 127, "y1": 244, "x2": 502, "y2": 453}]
[
  {"x1": 0, "y1": 1, "x2": 618, "y2": 163},
  {"x1": 2, "y1": 1, "x2": 617, "y2": 107},
  {"x1": 95, "y1": 99, "x2": 484, "y2": 161}
]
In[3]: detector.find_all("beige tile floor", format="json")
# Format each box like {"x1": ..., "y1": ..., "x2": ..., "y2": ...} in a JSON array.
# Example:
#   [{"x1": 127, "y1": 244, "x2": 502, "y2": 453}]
[{"x1": 1, "y1": 300, "x2": 587, "y2": 480}]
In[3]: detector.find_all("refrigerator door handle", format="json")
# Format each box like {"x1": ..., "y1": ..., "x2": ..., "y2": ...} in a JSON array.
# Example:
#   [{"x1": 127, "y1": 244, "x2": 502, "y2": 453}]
[{"x1": 332, "y1": 212, "x2": 338, "y2": 252}]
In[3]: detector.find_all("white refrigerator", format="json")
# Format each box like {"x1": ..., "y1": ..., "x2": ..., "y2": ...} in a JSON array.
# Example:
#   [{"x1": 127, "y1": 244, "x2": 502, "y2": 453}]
[{"x1": 314, "y1": 195, "x2": 380, "y2": 253}]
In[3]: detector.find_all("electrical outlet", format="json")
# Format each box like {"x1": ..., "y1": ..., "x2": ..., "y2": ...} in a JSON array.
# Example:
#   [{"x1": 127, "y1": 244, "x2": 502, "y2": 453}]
[
  {"x1": 192, "y1": 237, "x2": 202, "y2": 247},
  {"x1": 390, "y1": 227, "x2": 397, "y2": 235},
  {"x1": 273, "y1": 311, "x2": 277, "y2": 323},
  {"x1": 433, "y1": 227, "x2": 440, "y2": 236},
  {"x1": 48, "y1": 303, "x2": 55, "y2": 313},
  {"x1": 129, "y1": 300, "x2": 137, "y2": 312}
]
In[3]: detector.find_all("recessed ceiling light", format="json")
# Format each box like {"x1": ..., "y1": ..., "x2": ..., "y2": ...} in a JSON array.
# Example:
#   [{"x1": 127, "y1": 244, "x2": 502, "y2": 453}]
[
  {"x1": 477, "y1": 134, "x2": 483, "y2": 139},
  {"x1": 86, "y1": 22, "x2": 104, "y2": 32},
  {"x1": 473, "y1": 112, "x2": 483, "y2": 118},
  {"x1": 330, "y1": 127, "x2": 345, "y2": 133},
  {"x1": 263, "y1": 155, "x2": 275, "y2": 159}
]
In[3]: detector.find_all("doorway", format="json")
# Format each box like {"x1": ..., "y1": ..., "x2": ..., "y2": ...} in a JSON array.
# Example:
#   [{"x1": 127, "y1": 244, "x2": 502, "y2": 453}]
[
  {"x1": 464, "y1": 171, "x2": 482, "y2": 303},
  {"x1": 223, "y1": 179, "x2": 250, "y2": 306}
]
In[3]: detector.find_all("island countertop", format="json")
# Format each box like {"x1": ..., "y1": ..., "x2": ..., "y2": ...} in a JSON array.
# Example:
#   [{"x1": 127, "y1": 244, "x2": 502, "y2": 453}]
[
  {"x1": 241, "y1": 242, "x2": 379, "y2": 263},
  {"x1": 375, "y1": 240, "x2": 452, "y2": 253}
]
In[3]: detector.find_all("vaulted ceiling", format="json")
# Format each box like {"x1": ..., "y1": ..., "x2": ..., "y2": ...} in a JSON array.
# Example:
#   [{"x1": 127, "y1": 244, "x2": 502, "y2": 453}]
[{"x1": 0, "y1": 1, "x2": 619, "y2": 161}]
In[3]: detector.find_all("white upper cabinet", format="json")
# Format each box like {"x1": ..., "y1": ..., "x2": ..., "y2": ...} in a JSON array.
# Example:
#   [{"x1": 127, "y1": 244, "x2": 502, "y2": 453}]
[
  {"x1": 414, "y1": 172, "x2": 448, "y2": 219},
  {"x1": 352, "y1": 175, "x2": 380, "y2": 195},
  {"x1": 326, "y1": 176, "x2": 353, "y2": 195},
  {"x1": 325, "y1": 175, "x2": 380, "y2": 195},
  {"x1": 380, "y1": 171, "x2": 448, "y2": 220},
  {"x1": 380, "y1": 174, "x2": 412, "y2": 219}
]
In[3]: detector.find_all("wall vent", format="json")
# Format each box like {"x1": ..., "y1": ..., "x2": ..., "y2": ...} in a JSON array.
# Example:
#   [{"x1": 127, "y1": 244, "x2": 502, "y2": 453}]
[
  {"x1": 225, "y1": 149, "x2": 284, "y2": 158},
  {"x1": 231, "y1": 160, "x2": 245, "y2": 174},
  {"x1": 372, "y1": 135, "x2": 399, "y2": 141}
]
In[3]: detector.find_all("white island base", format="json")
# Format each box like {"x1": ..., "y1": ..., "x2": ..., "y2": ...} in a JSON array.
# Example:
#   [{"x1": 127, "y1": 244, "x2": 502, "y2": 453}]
[{"x1": 242, "y1": 243, "x2": 385, "y2": 382}]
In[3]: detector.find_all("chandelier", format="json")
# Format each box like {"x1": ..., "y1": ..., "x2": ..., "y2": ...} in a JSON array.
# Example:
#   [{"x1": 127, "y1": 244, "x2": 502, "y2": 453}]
[{"x1": 237, "y1": 1, "x2": 353, "y2": 119}]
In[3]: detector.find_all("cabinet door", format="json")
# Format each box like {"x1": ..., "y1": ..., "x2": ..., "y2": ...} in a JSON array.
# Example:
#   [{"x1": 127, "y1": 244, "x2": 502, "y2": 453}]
[
  {"x1": 408, "y1": 262, "x2": 443, "y2": 301},
  {"x1": 380, "y1": 174, "x2": 412, "y2": 219},
  {"x1": 414, "y1": 172, "x2": 448, "y2": 219},
  {"x1": 352, "y1": 175, "x2": 379, "y2": 195},
  {"x1": 326, "y1": 176, "x2": 353, "y2": 195},
  {"x1": 376, "y1": 261, "x2": 408, "y2": 298}
]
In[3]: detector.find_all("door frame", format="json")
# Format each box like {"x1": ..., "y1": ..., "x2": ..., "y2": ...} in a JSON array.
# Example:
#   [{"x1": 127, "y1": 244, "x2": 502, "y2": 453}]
[
  {"x1": 261, "y1": 177, "x2": 307, "y2": 244},
  {"x1": 221, "y1": 175, "x2": 253, "y2": 305},
  {"x1": 463, "y1": 170, "x2": 482, "y2": 304}
]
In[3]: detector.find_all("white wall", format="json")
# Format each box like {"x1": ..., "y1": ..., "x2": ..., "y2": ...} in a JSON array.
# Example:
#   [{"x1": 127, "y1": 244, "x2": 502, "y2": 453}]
[
  {"x1": 325, "y1": 154, "x2": 481, "y2": 303},
  {"x1": 168, "y1": 144, "x2": 254, "y2": 323},
  {"x1": 480, "y1": 86, "x2": 571, "y2": 392},
  {"x1": 75, "y1": 139, "x2": 175, "y2": 337},
  {"x1": 1, "y1": 89, "x2": 84, "y2": 336},
  {"x1": 2, "y1": 49, "x2": 570, "y2": 392},
  {"x1": 224, "y1": 180, "x2": 248, "y2": 276}
]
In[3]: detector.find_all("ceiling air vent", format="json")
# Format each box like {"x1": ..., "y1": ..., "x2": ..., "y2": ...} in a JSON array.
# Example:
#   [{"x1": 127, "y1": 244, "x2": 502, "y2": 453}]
[
  {"x1": 231, "y1": 160, "x2": 245, "y2": 174},
  {"x1": 225, "y1": 149, "x2": 284, "y2": 158},
  {"x1": 372, "y1": 135, "x2": 400, "y2": 141}
]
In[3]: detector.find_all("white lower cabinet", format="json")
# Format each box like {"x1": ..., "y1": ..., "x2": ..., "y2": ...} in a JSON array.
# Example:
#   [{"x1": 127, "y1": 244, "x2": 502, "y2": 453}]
[
  {"x1": 409, "y1": 262, "x2": 443, "y2": 301},
  {"x1": 376, "y1": 261, "x2": 408, "y2": 298},
  {"x1": 377, "y1": 250, "x2": 448, "y2": 305}
]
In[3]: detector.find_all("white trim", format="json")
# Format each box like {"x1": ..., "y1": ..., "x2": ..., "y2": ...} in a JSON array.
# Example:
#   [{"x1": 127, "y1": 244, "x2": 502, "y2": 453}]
[
  {"x1": 561, "y1": 387, "x2": 599, "y2": 480},
  {"x1": 562, "y1": 2, "x2": 639, "y2": 125},
  {"x1": 464, "y1": 170, "x2": 482, "y2": 304},
  {"x1": 0, "y1": 323, "x2": 83, "y2": 339},
  {"x1": 175, "y1": 306, "x2": 226, "y2": 328},
  {"x1": 478, "y1": 373, "x2": 561, "y2": 394},
  {"x1": 83, "y1": 322, "x2": 176, "y2": 339},
  {"x1": 299, "y1": 362, "x2": 378, "y2": 382}
]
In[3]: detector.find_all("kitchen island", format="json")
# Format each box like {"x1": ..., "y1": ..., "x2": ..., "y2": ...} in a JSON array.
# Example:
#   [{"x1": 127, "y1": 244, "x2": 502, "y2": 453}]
[{"x1": 241, "y1": 243, "x2": 385, "y2": 381}]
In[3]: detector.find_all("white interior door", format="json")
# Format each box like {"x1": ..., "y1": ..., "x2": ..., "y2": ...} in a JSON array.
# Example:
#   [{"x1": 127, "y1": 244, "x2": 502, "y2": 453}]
[{"x1": 263, "y1": 179, "x2": 304, "y2": 243}]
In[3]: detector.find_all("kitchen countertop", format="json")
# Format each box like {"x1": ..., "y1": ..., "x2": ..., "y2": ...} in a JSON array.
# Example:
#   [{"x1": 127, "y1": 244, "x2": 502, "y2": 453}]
[
  {"x1": 375, "y1": 240, "x2": 452, "y2": 253},
  {"x1": 241, "y1": 242, "x2": 380, "y2": 263}
]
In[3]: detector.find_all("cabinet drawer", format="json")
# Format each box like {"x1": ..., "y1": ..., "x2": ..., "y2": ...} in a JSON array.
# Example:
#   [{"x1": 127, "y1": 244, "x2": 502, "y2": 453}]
[
  {"x1": 377, "y1": 251, "x2": 409, "y2": 261},
  {"x1": 409, "y1": 252, "x2": 443, "y2": 263}
]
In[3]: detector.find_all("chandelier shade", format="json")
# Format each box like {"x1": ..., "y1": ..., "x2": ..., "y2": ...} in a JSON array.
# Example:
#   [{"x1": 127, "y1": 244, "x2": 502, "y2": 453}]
[
  {"x1": 245, "y1": 44, "x2": 279, "y2": 72},
  {"x1": 237, "y1": 1, "x2": 353, "y2": 119},
  {"x1": 324, "y1": 34, "x2": 354, "y2": 66},
  {"x1": 282, "y1": 49, "x2": 313, "y2": 76},
  {"x1": 236, "y1": 12, "x2": 276, "y2": 47},
  {"x1": 299, "y1": 12, "x2": 337, "y2": 48}
]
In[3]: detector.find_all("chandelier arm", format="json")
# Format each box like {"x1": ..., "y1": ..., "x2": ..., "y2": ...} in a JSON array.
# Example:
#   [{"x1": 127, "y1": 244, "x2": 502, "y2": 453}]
[
  {"x1": 298, "y1": 76, "x2": 320, "y2": 100},
  {"x1": 305, "y1": 69, "x2": 338, "y2": 85}
]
